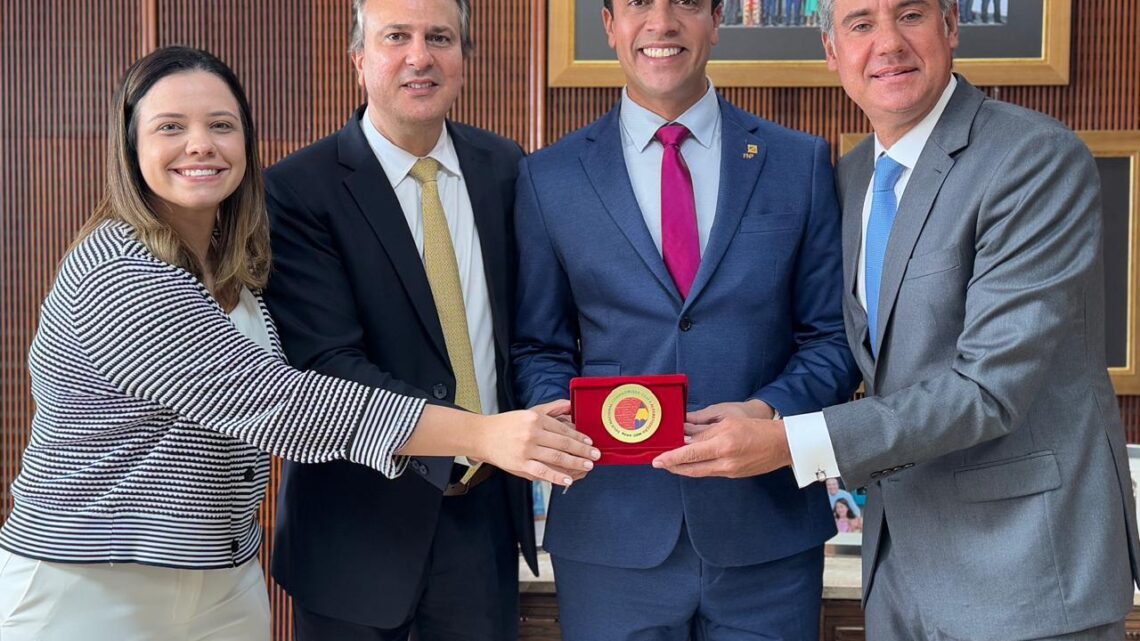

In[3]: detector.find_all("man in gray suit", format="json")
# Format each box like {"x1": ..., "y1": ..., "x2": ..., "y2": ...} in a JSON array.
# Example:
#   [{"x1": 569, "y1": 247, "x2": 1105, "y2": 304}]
[{"x1": 654, "y1": 0, "x2": 1140, "y2": 638}]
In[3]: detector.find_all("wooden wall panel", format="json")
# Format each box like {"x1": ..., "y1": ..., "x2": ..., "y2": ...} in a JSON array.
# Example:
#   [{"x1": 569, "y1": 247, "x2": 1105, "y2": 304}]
[
  {"x1": 0, "y1": 2, "x2": 1136, "y2": 640},
  {"x1": 308, "y1": 1, "x2": 361, "y2": 141},
  {"x1": 1, "y1": 0, "x2": 142, "y2": 515},
  {"x1": 156, "y1": 0, "x2": 314, "y2": 165}
]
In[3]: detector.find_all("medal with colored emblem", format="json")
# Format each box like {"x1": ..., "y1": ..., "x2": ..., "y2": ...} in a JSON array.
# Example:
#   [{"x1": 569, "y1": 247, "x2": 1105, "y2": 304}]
[{"x1": 601, "y1": 384, "x2": 663, "y2": 443}]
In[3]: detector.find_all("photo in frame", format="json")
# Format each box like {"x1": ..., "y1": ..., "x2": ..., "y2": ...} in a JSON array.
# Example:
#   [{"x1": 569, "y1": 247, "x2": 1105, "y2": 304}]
[
  {"x1": 824, "y1": 476, "x2": 864, "y2": 554},
  {"x1": 838, "y1": 130, "x2": 1140, "y2": 395},
  {"x1": 548, "y1": 0, "x2": 1070, "y2": 87}
]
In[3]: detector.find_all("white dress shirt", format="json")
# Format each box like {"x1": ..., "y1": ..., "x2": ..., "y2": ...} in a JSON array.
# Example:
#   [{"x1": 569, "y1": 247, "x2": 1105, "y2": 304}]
[
  {"x1": 360, "y1": 108, "x2": 499, "y2": 420},
  {"x1": 229, "y1": 287, "x2": 273, "y2": 352},
  {"x1": 619, "y1": 82, "x2": 722, "y2": 256},
  {"x1": 784, "y1": 77, "x2": 958, "y2": 488}
]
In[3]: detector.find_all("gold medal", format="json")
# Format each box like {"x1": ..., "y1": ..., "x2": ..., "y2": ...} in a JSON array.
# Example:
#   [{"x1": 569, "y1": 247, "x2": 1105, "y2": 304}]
[{"x1": 601, "y1": 384, "x2": 662, "y2": 443}]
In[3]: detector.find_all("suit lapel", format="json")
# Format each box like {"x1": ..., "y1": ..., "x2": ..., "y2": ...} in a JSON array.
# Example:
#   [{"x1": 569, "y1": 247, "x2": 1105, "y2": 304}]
[
  {"x1": 338, "y1": 109, "x2": 450, "y2": 365},
  {"x1": 874, "y1": 79, "x2": 981, "y2": 363},
  {"x1": 581, "y1": 107, "x2": 681, "y2": 302},
  {"x1": 451, "y1": 124, "x2": 511, "y2": 374},
  {"x1": 839, "y1": 139, "x2": 876, "y2": 373},
  {"x1": 683, "y1": 98, "x2": 765, "y2": 310}
]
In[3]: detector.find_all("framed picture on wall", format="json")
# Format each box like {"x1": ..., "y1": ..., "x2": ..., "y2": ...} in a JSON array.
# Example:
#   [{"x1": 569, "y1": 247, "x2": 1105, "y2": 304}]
[
  {"x1": 838, "y1": 130, "x2": 1140, "y2": 395},
  {"x1": 548, "y1": 0, "x2": 1071, "y2": 87},
  {"x1": 1085, "y1": 131, "x2": 1140, "y2": 395}
]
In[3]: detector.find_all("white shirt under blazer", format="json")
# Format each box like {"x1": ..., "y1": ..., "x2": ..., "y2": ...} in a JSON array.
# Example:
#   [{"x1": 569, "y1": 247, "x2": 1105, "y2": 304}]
[
  {"x1": 359, "y1": 108, "x2": 499, "y2": 418},
  {"x1": 0, "y1": 220, "x2": 425, "y2": 569}
]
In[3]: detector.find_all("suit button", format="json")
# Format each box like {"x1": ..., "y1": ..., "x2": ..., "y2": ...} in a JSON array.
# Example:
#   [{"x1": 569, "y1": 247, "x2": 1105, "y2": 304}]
[
  {"x1": 432, "y1": 383, "x2": 448, "y2": 400},
  {"x1": 243, "y1": 467, "x2": 255, "y2": 482},
  {"x1": 679, "y1": 316, "x2": 693, "y2": 332}
]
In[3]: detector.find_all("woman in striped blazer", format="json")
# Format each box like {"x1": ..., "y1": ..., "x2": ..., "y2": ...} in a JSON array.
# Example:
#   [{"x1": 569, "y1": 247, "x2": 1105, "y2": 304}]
[{"x1": 0, "y1": 46, "x2": 596, "y2": 641}]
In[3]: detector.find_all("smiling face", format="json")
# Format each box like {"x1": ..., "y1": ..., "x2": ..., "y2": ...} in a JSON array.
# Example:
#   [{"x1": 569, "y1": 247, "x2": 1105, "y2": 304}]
[
  {"x1": 835, "y1": 500, "x2": 851, "y2": 518},
  {"x1": 603, "y1": 0, "x2": 722, "y2": 121},
  {"x1": 134, "y1": 70, "x2": 245, "y2": 226},
  {"x1": 352, "y1": 0, "x2": 465, "y2": 152},
  {"x1": 822, "y1": 0, "x2": 957, "y2": 147}
]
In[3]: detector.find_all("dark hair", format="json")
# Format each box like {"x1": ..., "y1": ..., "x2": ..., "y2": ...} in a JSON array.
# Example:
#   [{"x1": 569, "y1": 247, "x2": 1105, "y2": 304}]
[
  {"x1": 833, "y1": 498, "x2": 854, "y2": 520},
  {"x1": 74, "y1": 45, "x2": 270, "y2": 307},
  {"x1": 604, "y1": 0, "x2": 724, "y2": 12}
]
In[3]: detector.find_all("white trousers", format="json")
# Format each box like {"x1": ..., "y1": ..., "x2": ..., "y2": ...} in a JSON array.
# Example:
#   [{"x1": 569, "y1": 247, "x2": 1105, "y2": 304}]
[{"x1": 0, "y1": 550, "x2": 270, "y2": 641}]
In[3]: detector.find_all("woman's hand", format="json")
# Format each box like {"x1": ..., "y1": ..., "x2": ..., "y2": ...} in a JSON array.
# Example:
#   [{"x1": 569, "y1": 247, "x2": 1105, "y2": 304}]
[{"x1": 476, "y1": 400, "x2": 599, "y2": 487}]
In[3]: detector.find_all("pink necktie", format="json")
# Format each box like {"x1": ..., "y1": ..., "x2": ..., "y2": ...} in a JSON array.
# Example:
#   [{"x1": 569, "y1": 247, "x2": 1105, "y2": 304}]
[{"x1": 656, "y1": 124, "x2": 700, "y2": 299}]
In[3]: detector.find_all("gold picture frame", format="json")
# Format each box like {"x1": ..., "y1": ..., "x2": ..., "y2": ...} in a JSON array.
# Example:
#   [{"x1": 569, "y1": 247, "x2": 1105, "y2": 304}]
[
  {"x1": 549, "y1": 0, "x2": 1070, "y2": 88},
  {"x1": 1087, "y1": 131, "x2": 1140, "y2": 395},
  {"x1": 839, "y1": 130, "x2": 1140, "y2": 395}
]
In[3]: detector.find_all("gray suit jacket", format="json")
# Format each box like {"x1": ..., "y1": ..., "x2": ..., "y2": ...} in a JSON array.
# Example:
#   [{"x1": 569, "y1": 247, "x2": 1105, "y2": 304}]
[{"x1": 823, "y1": 77, "x2": 1140, "y2": 640}]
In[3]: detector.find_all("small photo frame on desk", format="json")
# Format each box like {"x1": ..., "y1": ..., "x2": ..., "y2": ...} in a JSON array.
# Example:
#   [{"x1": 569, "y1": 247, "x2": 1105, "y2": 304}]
[{"x1": 825, "y1": 477, "x2": 863, "y2": 555}]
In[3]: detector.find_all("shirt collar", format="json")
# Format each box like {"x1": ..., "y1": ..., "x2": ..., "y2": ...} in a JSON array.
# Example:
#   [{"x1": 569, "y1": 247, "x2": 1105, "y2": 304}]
[
  {"x1": 619, "y1": 81, "x2": 721, "y2": 153},
  {"x1": 874, "y1": 75, "x2": 957, "y2": 169},
  {"x1": 360, "y1": 106, "x2": 463, "y2": 188}
]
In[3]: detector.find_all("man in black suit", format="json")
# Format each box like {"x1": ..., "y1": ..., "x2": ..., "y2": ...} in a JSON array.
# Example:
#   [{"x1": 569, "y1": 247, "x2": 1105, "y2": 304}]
[{"x1": 262, "y1": 0, "x2": 577, "y2": 638}]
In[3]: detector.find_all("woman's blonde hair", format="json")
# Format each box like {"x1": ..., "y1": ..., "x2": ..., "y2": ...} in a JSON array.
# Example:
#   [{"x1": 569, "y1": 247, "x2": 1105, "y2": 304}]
[{"x1": 74, "y1": 45, "x2": 269, "y2": 308}]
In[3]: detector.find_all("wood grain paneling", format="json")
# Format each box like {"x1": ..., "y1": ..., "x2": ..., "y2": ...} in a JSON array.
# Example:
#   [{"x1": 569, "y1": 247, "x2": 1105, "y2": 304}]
[
  {"x1": 157, "y1": 0, "x2": 314, "y2": 166},
  {"x1": 1, "y1": 2, "x2": 1137, "y2": 640},
  {"x1": 1, "y1": 0, "x2": 143, "y2": 516}
]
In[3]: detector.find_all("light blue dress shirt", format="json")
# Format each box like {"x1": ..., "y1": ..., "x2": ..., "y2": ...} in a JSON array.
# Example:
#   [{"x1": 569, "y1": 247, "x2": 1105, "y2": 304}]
[{"x1": 619, "y1": 82, "x2": 722, "y2": 257}]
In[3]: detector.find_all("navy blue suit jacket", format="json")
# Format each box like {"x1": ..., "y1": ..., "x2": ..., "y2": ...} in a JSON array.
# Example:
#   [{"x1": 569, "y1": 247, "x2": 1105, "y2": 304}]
[{"x1": 512, "y1": 97, "x2": 859, "y2": 568}]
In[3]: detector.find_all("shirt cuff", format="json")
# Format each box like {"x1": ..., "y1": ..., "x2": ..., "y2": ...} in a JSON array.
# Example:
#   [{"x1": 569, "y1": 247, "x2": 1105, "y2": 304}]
[{"x1": 784, "y1": 411, "x2": 840, "y2": 489}]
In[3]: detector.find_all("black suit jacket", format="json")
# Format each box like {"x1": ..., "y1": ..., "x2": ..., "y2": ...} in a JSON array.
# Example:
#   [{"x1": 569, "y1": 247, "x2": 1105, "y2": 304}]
[{"x1": 263, "y1": 106, "x2": 535, "y2": 628}]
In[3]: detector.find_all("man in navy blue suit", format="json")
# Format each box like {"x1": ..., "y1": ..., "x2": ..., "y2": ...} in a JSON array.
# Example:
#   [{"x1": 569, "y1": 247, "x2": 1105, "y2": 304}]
[{"x1": 511, "y1": 0, "x2": 859, "y2": 639}]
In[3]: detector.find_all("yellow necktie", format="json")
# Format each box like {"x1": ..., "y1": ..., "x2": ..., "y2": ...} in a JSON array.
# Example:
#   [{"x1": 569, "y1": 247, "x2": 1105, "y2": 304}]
[{"x1": 409, "y1": 157, "x2": 482, "y2": 416}]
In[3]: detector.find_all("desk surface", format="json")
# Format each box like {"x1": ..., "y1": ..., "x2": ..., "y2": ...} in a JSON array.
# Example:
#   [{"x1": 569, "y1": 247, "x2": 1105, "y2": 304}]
[{"x1": 523, "y1": 553, "x2": 1140, "y2": 605}]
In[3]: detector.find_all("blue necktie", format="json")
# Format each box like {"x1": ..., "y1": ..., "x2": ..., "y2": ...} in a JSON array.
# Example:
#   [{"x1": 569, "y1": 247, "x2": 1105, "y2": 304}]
[{"x1": 865, "y1": 154, "x2": 906, "y2": 357}]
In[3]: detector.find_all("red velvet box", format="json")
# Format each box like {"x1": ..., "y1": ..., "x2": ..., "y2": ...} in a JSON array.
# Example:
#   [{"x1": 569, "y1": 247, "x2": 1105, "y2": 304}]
[{"x1": 569, "y1": 374, "x2": 688, "y2": 465}]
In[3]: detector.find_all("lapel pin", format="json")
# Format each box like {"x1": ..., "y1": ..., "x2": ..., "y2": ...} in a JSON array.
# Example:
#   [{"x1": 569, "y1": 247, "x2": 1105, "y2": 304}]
[{"x1": 742, "y1": 143, "x2": 758, "y2": 160}]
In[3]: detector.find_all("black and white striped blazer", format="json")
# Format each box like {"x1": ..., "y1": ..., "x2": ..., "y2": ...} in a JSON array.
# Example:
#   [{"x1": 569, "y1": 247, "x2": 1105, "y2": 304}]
[{"x1": 0, "y1": 221, "x2": 425, "y2": 569}]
